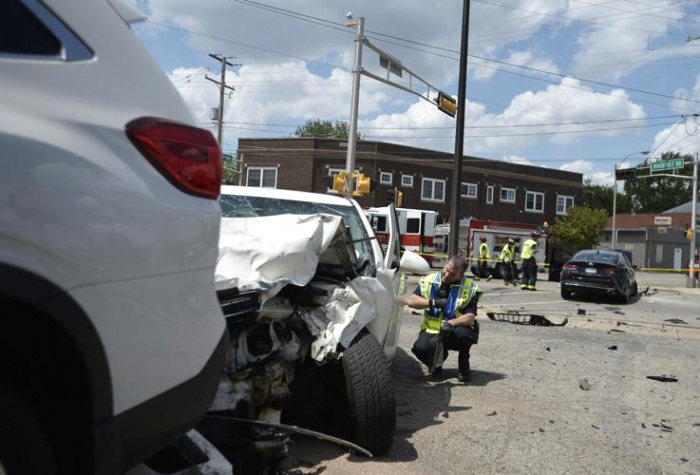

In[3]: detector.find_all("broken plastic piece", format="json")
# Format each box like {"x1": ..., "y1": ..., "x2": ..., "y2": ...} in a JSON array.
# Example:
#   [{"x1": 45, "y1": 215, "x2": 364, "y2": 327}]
[
  {"x1": 486, "y1": 311, "x2": 568, "y2": 326},
  {"x1": 204, "y1": 415, "x2": 373, "y2": 457}
]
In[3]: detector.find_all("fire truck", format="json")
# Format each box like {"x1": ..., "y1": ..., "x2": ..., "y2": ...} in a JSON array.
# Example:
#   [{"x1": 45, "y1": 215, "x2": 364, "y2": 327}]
[{"x1": 367, "y1": 207, "x2": 438, "y2": 265}]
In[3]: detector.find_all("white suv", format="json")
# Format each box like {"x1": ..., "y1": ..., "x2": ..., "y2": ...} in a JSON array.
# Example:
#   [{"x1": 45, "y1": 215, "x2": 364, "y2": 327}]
[{"x1": 0, "y1": 1, "x2": 227, "y2": 474}]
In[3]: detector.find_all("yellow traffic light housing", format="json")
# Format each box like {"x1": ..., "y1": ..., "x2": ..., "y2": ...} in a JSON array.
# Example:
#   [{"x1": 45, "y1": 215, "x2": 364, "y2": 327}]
[
  {"x1": 332, "y1": 172, "x2": 347, "y2": 192},
  {"x1": 396, "y1": 190, "x2": 403, "y2": 207},
  {"x1": 436, "y1": 91, "x2": 457, "y2": 118},
  {"x1": 355, "y1": 174, "x2": 373, "y2": 195},
  {"x1": 687, "y1": 228, "x2": 695, "y2": 241}
]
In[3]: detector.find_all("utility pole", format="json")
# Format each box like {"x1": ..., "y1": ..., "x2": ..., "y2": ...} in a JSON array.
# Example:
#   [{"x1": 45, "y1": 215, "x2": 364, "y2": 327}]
[
  {"x1": 688, "y1": 152, "x2": 698, "y2": 288},
  {"x1": 345, "y1": 16, "x2": 365, "y2": 194},
  {"x1": 448, "y1": 0, "x2": 472, "y2": 257},
  {"x1": 205, "y1": 54, "x2": 239, "y2": 145}
]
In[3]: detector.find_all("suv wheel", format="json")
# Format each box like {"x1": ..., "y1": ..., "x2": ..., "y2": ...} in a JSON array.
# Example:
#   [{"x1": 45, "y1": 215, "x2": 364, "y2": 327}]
[
  {"x1": 561, "y1": 288, "x2": 572, "y2": 300},
  {"x1": 342, "y1": 332, "x2": 395, "y2": 456},
  {"x1": 0, "y1": 389, "x2": 55, "y2": 475}
]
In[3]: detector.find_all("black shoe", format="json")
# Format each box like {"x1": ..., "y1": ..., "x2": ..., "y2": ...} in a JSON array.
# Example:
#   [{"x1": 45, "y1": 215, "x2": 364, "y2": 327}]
[
  {"x1": 457, "y1": 371, "x2": 471, "y2": 383},
  {"x1": 457, "y1": 350, "x2": 471, "y2": 382},
  {"x1": 430, "y1": 366, "x2": 443, "y2": 376}
]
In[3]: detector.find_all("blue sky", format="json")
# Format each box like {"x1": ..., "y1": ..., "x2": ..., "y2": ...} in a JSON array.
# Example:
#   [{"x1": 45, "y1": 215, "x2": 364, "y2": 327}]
[{"x1": 133, "y1": 0, "x2": 700, "y2": 185}]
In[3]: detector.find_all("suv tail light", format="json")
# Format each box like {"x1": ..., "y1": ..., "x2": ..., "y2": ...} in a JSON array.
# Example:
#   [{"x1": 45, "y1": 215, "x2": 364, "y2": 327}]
[
  {"x1": 563, "y1": 263, "x2": 577, "y2": 271},
  {"x1": 126, "y1": 117, "x2": 222, "y2": 199}
]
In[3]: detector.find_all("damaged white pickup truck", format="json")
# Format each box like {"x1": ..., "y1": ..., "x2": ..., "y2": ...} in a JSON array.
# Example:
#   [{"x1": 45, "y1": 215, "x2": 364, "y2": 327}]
[{"x1": 207, "y1": 185, "x2": 428, "y2": 462}]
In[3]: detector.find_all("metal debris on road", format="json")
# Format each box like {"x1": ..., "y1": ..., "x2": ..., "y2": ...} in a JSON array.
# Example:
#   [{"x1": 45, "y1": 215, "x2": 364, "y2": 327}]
[
  {"x1": 646, "y1": 375, "x2": 679, "y2": 383},
  {"x1": 608, "y1": 329, "x2": 625, "y2": 334},
  {"x1": 204, "y1": 415, "x2": 373, "y2": 457},
  {"x1": 608, "y1": 345, "x2": 618, "y2": 350},
  {"x1": 579, "y1": 378, "x2": 592, "y2": 390},
  {"x1": 663, "y1": 319, "x2": 688, "y2": 325},
  {"x1": 486, "y1": 311, "x2": 568, "y2": 326},
  {"x1": 577, "y1": 309, "x2": 586, "y2": 316}
]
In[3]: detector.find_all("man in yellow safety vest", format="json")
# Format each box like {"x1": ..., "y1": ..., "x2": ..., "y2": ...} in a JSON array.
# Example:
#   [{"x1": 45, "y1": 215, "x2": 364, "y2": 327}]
[
  {"x1": 520, "y1": 232, "x2": 540, "y2": 290},
  {"x1": 407, "y1": 255, "x2": 483, "y2": 383},
  {"x1": 477, "y1": 236, "x2": 493, "y2": 281},
  {"x1": 499, "y1": 238, "x2": 517, "y2": 286}
]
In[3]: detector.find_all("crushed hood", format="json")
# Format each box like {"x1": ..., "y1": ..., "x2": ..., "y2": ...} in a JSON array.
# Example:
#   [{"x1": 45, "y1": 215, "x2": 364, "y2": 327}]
[{"x1": 216, "y1": 213, "x2": 352, "y2": 300}]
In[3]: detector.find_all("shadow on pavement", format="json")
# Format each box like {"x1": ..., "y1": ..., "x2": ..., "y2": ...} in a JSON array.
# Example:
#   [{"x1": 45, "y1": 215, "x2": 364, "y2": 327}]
[{"x1": 283, "y1": 347, "x2": 509, "y2": 469}]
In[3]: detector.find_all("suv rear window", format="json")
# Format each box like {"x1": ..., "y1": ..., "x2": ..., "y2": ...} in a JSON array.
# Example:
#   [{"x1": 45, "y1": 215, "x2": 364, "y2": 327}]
[
  {"x1": 573, "y1": 251, "x2": 618, "y2": 264},
  {"x1": 1, "y1": 1, "x2": 61, "y2": 56}
]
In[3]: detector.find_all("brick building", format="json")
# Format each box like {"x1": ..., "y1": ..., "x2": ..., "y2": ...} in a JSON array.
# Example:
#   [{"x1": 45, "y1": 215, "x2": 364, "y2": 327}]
[{"x1": 238, "y1": 137, "x2": 584, "y2": 226}]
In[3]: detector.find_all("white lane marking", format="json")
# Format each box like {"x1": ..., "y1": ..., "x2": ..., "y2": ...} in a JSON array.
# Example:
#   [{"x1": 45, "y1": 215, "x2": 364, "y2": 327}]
[{"x1": 481, "y1": 300, "x2": 565, "y2": 307}]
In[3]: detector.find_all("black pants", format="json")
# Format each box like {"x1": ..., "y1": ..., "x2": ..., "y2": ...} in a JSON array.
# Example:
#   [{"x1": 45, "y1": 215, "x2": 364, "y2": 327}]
[
  {"x1": 478, "y1": 260, "x2": 490, "y2": 278},
  {"x1": 522, "y1": 257, "x2": 537, "y2": 287},
  {"x1": 411, "y1": 324, "x2": 479, "y2": 371},
  {"x1": 501, "y1": 261, "x2": 513, "y2": 282}
]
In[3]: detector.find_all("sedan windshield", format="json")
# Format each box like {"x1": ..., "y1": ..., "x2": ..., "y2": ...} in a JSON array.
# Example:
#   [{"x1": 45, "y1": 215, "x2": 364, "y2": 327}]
[{"x1": 220, "y1": 194, "x2": 375, "y2": 274}]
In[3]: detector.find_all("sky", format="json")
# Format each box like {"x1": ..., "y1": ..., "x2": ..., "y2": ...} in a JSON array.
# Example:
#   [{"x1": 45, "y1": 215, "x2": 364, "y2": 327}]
[{"x1": 133, "y1": 0, "x2": 700, "y2": 186}]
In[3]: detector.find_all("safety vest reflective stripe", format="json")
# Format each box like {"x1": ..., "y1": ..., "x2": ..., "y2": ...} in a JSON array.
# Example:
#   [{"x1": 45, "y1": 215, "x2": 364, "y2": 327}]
[
  {"x1": 521, "y1": 239, "x2": 537, "y2": 260},
  {"x1": 419, "y1": 272, "x2": 482, "y2": 333},
  {"x1": 479, "y1": 243, "x2": 490, "y2": 259}
]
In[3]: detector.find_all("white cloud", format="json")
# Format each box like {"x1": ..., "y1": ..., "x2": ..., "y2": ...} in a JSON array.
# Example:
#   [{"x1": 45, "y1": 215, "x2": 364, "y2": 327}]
[
  {"x1": 651, "y1": 118, "x2": 700, "y2": 157},
  {"x1": 560, "y1": 159, "x2": 613, "y2": 186},
  {"x1": 570, "y1": 1, "x2": 700, "y2": 81},
  {"x1": 472, "y1": 49, "x2": 560, "y2": 82},
  {"x1": 671, "y1": 73, "x2": 700, "y2": 114}
]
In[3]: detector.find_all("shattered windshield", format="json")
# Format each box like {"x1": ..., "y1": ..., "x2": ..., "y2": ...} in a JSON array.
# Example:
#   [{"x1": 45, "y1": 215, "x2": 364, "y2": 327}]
[{"x1": 220, "y1": 194, "x2": 376, "y2": 275}]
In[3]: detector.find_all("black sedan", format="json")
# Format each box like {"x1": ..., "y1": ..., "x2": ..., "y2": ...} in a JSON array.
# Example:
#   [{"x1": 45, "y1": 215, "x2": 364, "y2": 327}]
[{"x1": 560, "y1": 250, "x2": 638, "y2": 303}]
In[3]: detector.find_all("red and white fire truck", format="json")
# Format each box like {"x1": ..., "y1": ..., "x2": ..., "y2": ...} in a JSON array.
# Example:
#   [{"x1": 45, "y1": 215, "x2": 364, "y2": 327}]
[{"x1": 367, "y1": 207, "x2": 438, "y2": 265}]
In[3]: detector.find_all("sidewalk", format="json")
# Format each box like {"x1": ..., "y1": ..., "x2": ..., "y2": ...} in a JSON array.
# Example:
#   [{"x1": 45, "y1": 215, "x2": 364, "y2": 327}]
[{"x1": 635, "y1": 271, "x2": 700, "y2": 294}]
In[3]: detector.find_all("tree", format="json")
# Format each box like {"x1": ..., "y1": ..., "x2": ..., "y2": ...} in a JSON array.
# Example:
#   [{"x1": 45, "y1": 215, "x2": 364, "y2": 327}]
[
  {"x1": 548, "y1": 206, "x2": 608, "y2": 251},
  {"x1": 295, "y1": 119, "x2": 362, "y2": 140},
  {"x1": 622, "y1": 151, "x2": 693, "y2": 213},
  {"x1": 584, "y1": 179, "x2": 632, "y2": 216},
  {"x1": 222, "y1": 152, "x2": 238, "y2": 185}
]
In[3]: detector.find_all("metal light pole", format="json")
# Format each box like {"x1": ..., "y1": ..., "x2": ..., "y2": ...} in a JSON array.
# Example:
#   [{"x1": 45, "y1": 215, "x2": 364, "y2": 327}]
[
  {"x1": 345, "y1": 16, "x2": 365, "y2": 193},
  {"x1": 448, "y1": 0, "x2": 472, "y2": 257},
  {"x1": 612, "y1": 151, "x2": 649, "y2": 249},
  {"x1": 688, "y1": 152, "x2": 698, "y2": 288}
]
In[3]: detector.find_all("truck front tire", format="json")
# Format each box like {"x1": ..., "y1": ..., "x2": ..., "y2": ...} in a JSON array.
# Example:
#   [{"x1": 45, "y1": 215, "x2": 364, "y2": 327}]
[{"x1": 342, "y1": 332, "x2": 396, "y2": 456}]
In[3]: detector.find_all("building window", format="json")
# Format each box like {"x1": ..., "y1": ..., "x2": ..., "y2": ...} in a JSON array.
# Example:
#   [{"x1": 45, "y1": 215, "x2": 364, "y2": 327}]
[
  {"x1": 380, "y1": 171, "x2": 393, "y2": 185},
  {"x1": 656, "y1": 245, "x2": 663, "y2": 264},
  {"x1": 460, "y1": 182, "x2": 478, "y2": 199},
  {"x1": 525, "y1": 191, "x2": 545, "y2": 213},
  {"x1": 487, "y1": 185, "x2": 494, "y2": 204},
  {"x1": 401, "y1": 174, "x2": 414, "y2": 188},
  {"x1": 247, "y1": 167, "x2": 277, "y2": 188},
  {"x1": 421, "y1": 178, "x2": 446, "y2": 202},
  {"x1": 557, "y1": 195, "x2": 574, "y2": 215},
  {"x1": 500, "y1": 187, "x2": 516, "y2": 203}
]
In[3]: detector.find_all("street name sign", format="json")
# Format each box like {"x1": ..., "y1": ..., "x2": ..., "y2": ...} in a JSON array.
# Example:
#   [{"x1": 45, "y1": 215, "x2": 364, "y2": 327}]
[{"x1": 650, "y1": 159, "x2": 684, "y2": 172}]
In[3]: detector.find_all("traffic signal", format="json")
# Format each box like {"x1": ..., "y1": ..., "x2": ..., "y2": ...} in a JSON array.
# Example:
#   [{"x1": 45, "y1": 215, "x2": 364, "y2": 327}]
[
  {"x1": 396, "y1": 190, "x2": 403, "y2": 207},
  {"x1": 615, "y1": 167, "x2": 637, "y2": 181},
  {"x1": 356, "y1": 174, "x2": 373, "y2": 194},
  {"x1": 687, "y1": 228, "x2": 695, "y2": 241},
  {"x1": 387, "y1": 189, "x2": 395, "y2": 204}
]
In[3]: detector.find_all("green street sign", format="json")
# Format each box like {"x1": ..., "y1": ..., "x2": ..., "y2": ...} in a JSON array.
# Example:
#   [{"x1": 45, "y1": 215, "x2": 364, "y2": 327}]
[
  {"x1": 650, "y1": 159, "x2": 684, "y2": 172},
  {"x1": 222, "y1": 153, "x2": 234, "y2": 162}
]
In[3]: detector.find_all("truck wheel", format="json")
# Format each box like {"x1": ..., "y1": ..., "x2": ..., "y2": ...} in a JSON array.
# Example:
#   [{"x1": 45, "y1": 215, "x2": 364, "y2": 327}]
[
  {"x1": 561, "y1": 288, "x2": 572, "y2": 300},
  {"x1": 0, "y1": 388, "x2": 55, "y2": 475},
  {"x1": 342, "y1": 332, "x2": 395, "y2": 456},
  {"x1": 630, "y1": 282, "x2": 638, "y2": 297}
]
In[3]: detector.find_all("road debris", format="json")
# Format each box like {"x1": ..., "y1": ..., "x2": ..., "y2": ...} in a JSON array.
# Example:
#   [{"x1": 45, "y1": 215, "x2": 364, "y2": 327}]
[
  {"x1": 663, "y1": 319, "x2": 688, "y2": 325},
  {"x1": 608, "y1": 329, "x2": 625, "y2": 334},
  {"x1": 607, "y1": 345, "x2": 618, "y2": 350},
  {"x1": 577, "y1": 309, "x2": 586, "y2": 316},
  {"x1": 487, "y1": 411, "x2": 498, "y2": 416},
  {"x1": 486, "y1": 311, "x2": 568, "y2": 326},
  {"x1": 646, "y1": 375, "x2": 679, "y2": 383},
  {"x1": 579, "y1": 378, "x2": 592, "y2": 390}
]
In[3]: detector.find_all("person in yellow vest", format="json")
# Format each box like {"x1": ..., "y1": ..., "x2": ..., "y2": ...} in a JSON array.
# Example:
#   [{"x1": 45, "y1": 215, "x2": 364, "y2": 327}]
[
  {"x1": 499, "y1": 238, "x2": 517, "y2": 286},
  {"x1": 477, "y1": 236, "x2": 493, "y2": 281},
  {"x1": 407, "y1": 255, "x2": 483, "y2": 383},
  {"x1": 521, "y1": 232, "x2": 540, "y2": 290}
]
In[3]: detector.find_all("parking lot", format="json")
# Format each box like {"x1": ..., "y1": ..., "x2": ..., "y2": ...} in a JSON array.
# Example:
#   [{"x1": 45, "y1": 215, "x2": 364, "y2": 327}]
[{"x1": 282, "y1": 272, "x2": 700, "y2": 474}]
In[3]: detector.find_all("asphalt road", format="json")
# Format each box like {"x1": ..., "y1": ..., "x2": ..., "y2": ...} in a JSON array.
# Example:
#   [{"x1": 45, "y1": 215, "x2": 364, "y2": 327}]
[{"x1": 283, "y1": 272, "x2": 700, "y2": 474}]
